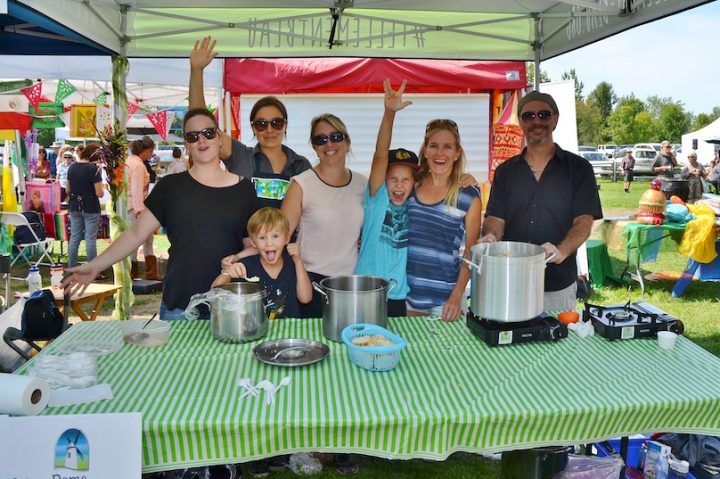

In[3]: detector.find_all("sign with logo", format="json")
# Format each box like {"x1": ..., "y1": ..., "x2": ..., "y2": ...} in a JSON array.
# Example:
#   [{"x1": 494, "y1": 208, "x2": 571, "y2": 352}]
[{"x1": 0, "y1": 413, "x2": 141, "y2": 478}]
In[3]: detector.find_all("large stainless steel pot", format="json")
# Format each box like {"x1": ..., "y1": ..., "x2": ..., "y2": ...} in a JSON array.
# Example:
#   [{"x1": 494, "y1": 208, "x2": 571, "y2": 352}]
[
  {"x1": 313, "y1": 275, "x2": 396, "y2": 342},
  {"x1": 209, "y1": 283, "x2": 270, "y2": 343},
  {"x1": 464, "y1": 241, "x2": 553, "y2": 322}
]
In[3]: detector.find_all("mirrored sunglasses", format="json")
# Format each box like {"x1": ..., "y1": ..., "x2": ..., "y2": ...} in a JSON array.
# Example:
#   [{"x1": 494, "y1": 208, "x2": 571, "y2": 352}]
[
  {"x1": 425, "y1": 118, "x2": 459, "y2": 134},
  {"x1": 312, "y1": 131, "x2": 345, "y2": 146},
  {"x1": 520, "y1": 110, "x2": 553, "y2": 122},
  {"x1": 184, "y1": 127, "x2": 218, "y2": 143},
  {"x1": 252, "y1": 118, "x2": 286, "y2": 132}
]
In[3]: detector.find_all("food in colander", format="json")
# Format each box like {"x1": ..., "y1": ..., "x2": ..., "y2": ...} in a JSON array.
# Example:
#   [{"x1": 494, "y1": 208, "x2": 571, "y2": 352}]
[{"x1": 352, "y1": 334, "x2": 394, "y2": 347}]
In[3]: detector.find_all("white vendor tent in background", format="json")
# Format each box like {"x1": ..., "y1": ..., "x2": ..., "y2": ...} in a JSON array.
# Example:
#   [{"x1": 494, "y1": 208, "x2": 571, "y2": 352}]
[{"x1": 682, "y1": 117, "x2": 720, "y2": 165}]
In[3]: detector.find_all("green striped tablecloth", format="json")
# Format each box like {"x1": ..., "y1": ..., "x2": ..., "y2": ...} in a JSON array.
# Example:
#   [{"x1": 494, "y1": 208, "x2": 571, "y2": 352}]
[{"x1": 20, "y1": 317, "x2": 720, "y2": 472}]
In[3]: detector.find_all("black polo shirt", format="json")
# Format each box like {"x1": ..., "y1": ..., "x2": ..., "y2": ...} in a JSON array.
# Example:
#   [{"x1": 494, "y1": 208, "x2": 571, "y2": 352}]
[{"x1": 486, "y1": 145, "x2": 603, "y2": 291}]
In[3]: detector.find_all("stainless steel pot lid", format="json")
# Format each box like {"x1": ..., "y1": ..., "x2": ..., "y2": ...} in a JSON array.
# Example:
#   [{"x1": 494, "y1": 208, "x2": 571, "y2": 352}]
[{"x1": 253, "y1": 339, "x2": 330, "y2": 367}]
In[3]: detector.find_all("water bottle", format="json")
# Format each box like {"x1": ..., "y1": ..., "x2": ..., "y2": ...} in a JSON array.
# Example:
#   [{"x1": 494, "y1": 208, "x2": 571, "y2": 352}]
[
  {"x1": 637, "y1": 441, "x2": 648, "y2": 471},
  {"x1": 668, "y1": 458, "x2": 689, "y2": 479},
  {"x1": 27, "y1": 265, "x2": 42, "y2": 294},
  {"x1": 50, "y1": 264, "x2": 64, "y2": 289}
]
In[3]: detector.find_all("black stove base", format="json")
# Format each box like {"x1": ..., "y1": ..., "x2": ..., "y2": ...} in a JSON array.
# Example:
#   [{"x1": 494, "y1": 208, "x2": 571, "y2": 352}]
[{"x1": 466, "y1": 312, "x2": 568, "y2": 346}]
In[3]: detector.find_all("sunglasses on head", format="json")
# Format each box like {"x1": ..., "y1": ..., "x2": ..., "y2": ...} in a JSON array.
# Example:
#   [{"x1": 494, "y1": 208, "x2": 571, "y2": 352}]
[
  {"x1": 312, "y1": 131, "x2": 346, "y2": 146},
  {"x1": 184, "y1": 127, "x2": 218, "y2": 143},
  {"x1": 520, "y1": 110, "x2": 554, "y2": 122},
  {"x1": 425, "y1": 118, "x2": 459, "y2": 134},
  {"x1": 252, "y1": 117, "x2": 286, "y2": 132}
]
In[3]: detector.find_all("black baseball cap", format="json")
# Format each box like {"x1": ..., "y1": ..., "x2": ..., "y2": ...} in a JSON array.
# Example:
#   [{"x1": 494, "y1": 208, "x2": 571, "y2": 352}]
[{"x1": 388, "y1": 148, "x2": 419, "y2": 170}]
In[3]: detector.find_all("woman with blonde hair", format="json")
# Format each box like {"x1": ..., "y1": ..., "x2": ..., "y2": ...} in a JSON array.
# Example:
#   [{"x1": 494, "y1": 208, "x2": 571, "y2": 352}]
[
  {"x1": 406, "y1": 119, "x2": 482, "y2": 322},
  {"x1": 281, "y1": 113, "x2": 366, "y2": 320}
]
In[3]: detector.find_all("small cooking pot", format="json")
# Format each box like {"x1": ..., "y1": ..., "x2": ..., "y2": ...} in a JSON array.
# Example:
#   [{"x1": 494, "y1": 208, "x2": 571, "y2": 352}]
[
  {"x1": 462, "y1": 241, "x2": 555, "y2": 322},
  {"x1": 208, "y1": 283, "x2": 270, "y2": 343},
  {"x1": 313, "y1": 275, "x2": 396, "y2": 342}
]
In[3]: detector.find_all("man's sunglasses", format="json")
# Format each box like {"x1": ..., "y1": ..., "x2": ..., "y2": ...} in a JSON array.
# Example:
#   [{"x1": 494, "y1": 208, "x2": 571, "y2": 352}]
[
  {"x1": 252, "y1": 118, "x2": 286, "y2": 132},
  {"x1": 312, "y1": 131, "x2": 346, "y2": 146},
  {"x1": 520, "y1": 110, "x2": 554, "y2": 122},
  {"x1": 184, "y1": 127, "x2": 218, "y2": 143}
]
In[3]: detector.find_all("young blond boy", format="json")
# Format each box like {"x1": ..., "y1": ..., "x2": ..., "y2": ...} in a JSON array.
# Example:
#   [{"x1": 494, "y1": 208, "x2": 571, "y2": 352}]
[{"x1": 212, "y1": 207, "x2": 312, "y2": 319}]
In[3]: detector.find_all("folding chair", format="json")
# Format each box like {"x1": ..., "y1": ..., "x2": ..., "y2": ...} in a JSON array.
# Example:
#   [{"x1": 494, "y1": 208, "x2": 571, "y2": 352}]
[
  {"x1": 1, "y1": 212, "x2": 55, "y2": 268},
  {"x1": 3, "y1": 290, "x2": 69, "y2": 362}
]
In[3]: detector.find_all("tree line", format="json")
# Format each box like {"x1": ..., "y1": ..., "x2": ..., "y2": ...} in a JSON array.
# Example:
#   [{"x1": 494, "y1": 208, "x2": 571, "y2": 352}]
[{"x1": 527, "y1": 65, "x2": 720, "y2": 146}]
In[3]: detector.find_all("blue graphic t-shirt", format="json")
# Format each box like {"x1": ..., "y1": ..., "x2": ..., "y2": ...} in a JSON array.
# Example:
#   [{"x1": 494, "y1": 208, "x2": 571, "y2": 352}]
[
  {"x1": 238, "y1": 252, "x2": 300, "y2": 319},
  {"x1": 355, "y1": 182, "x2": 410, "y2": 300}
]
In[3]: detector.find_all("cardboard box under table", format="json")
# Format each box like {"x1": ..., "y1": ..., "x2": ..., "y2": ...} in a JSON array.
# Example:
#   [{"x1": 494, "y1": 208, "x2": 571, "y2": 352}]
[{"x1": 15, "y1": 317, "x2": 720, "y2": 474}]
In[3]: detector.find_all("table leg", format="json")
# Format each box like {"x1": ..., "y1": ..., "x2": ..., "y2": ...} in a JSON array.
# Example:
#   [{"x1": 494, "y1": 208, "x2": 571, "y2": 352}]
[{"x1": 71, "y1": 302, "x2": 91, "y2": 321}]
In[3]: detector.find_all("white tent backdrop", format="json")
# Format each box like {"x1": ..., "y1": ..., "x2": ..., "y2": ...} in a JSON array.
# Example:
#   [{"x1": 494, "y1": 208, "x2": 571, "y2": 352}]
[
  {"x1": 682, "y1": 117, "x2": 720, "y2": 165},
  {"x1": 15, "y1": 1, "x2": 713, "y2": 61}
]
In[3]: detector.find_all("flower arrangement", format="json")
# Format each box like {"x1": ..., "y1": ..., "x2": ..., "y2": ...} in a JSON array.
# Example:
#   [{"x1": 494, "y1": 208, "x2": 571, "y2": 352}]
[{"x1": 97, "y1": 119, "x2": 128, "y2": 204}]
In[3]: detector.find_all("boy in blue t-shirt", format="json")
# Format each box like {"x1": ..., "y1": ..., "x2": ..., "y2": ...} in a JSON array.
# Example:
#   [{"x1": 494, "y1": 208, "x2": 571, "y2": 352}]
[
  {"x1": 212, "y1": 207, "x2": 312, "y2": 319},
  {"x1": 355, "y1": 79, "x2": 417, "y2": 316}
]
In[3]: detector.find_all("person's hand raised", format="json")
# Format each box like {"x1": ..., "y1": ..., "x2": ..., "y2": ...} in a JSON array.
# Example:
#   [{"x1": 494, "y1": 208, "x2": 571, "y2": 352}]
[
  {"x1": 383, "y1": 79, "x2": 413, "y2": 113},
  {"x1": 190, "y1": 36, "x2": 217, "y2": 71},
  {"x1": 286, "y1": 242, "x2": 300, "y2": 258}
]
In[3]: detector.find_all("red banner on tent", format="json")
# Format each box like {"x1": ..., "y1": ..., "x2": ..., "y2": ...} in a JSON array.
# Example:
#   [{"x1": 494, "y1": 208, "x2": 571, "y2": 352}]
[
  {"x1": 224, "y1": 58, "x2": 525, "y2": 94},
  {"x1": 126, "y1": 102, "x2": 139, "y2": 119}
]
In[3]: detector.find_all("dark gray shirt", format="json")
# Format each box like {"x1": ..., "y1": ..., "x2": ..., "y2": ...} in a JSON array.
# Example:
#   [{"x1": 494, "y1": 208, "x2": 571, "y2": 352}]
[{"x1": 652, "y1": 153, "x2": 676, "y2": 178}]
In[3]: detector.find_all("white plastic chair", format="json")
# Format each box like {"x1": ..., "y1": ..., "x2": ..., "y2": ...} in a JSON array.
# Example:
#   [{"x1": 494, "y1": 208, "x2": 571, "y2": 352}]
[{"x1": 1, "y1": 212, "x2": 55, "y2": 268}]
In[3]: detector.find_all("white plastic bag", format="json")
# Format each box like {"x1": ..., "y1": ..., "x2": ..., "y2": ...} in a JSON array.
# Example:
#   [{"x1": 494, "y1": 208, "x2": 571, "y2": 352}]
[
  {"x1": 0, "y1": 298, "x2": 28, "y2": 372},
  {"x1": 554, "y1": 454, "x2": 624, "y2": 479}
]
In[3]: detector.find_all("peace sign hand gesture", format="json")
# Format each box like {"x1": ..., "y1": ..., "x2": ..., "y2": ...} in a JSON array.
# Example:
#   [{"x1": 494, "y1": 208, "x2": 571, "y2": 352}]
[{"x1": 383, "y1": 79, "x2": 413, "y2": 113}]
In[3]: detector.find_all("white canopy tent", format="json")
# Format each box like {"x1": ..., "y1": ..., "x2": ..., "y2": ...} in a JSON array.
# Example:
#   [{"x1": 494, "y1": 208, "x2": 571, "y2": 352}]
[
  {"x1": 14, "y1": 0, "x2": 713, "y2": 69},
  {"x1": 681, "y1": 117, "x2": 720, "y2": 165}
]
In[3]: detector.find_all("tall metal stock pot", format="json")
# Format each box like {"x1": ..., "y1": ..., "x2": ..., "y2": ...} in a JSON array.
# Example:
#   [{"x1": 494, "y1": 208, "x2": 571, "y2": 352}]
[
  {"x1": 465, "y1": 241, "x2": 552, "y2": 322},
  {"x1": 313, "y1": 275, "x2": 396, "y2": 342},
  {"x1": 209, "y1": 283, "x2": 270, "y2": 343}
]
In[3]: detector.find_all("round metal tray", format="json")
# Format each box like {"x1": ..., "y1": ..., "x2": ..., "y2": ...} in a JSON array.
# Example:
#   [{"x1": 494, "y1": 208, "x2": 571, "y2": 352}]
[{"x1": 253, "y1": 338, "x2": 330, "y2": 367}]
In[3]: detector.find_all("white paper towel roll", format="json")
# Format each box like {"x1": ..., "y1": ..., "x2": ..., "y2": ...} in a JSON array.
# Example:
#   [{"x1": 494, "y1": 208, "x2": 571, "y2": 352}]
[{"x1": 0, "y1": 373, "x2": 49, "y2": 416}]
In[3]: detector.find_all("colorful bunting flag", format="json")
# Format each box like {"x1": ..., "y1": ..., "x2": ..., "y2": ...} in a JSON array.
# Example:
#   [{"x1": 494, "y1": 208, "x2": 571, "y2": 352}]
[
  {"x1": 93, "y1": 91, "x2": 109, "y2": 105},
  {"x1": 55, "y1": 79, "x2": 76, "y2": 103},
  {"x1": 126, "y1": 102, "x2": 140, "y2": 118},
  {"x1": 96, "y1": 105, "x2": 113, "y2": 133},
  {"x1": 146, "y1": 111, "x2": 168, "y2": 141},
  {"x1": 21, "y1": 82, "x2": 43, "y2": 111}
]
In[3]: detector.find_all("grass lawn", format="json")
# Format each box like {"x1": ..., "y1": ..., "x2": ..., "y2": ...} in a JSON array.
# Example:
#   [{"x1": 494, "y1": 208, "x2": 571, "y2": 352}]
[{"x1": 5, "y1": 177, "x2": 718, "y2": 479}]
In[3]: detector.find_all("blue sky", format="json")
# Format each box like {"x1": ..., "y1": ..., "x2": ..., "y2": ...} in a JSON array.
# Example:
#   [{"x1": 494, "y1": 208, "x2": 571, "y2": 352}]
[{"x1": 543, "y1": 2, "x2": 718, "y2": 116}]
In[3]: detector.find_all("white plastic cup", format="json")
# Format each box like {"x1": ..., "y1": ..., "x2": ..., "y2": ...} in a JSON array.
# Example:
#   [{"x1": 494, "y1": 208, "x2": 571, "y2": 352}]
[{"x1": 658, "y1": 331, "x2": 678, "y2": 350}]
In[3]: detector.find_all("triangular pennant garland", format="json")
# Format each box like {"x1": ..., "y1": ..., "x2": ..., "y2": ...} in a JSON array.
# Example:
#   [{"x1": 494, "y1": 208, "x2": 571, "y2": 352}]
[
  {"x1": 146, "y1": 111, "x2": 168, "y2": 141},
  {"x1": 21, "y1": 83, "x2": 43, "y2": 111},
  {"x1": 126, "y1": 102, "x2": 140, "y2": 119},
  {"x1": 96, "y1": 105, "x2": 113, "y2": 133},
  {"x1": 55, "y1": 79, "x2": 77, "y2": 104},
  {"x1": 93, "y1": 92, "x2": 109, "y2": 105}
]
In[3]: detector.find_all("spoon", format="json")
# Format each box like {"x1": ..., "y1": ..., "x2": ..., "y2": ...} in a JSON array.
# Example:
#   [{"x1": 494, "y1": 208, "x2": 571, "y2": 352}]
[{"x1": 272, "y1": 346, "x2": 308, "y2": 361}]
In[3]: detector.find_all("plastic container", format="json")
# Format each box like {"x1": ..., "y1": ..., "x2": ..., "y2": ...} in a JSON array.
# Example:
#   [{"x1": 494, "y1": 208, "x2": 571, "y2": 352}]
[
  {"x1": 594, "y1": 438, "x2": 697, "y2": 479},
  {"x1": 50, "y1": 264, "x2": 64, "y2": 289},
  {"x1": 341, "y1": 323, "x2": 407, "y2": 372},
  {"x1": 27, "y1": 265, "x2": 42, "y2": 293},
  {"x1": 669, "y1": 458, "x2": 690, "y2": 479},
  {"x1": 119, "y1": 319, "x2": 171, "y2": 347}
]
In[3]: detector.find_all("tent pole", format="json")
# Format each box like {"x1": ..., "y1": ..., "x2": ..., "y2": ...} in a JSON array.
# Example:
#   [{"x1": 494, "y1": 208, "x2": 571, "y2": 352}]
[
  {"x1": 107, "y1": 5, "x2": 134, "y2": 320},
  {"x1": 13, "y1": 130, "x2": 26, "y2": 207},
  {"x1": 533, "y1": 15, "x2": 541, "y2": 92}
]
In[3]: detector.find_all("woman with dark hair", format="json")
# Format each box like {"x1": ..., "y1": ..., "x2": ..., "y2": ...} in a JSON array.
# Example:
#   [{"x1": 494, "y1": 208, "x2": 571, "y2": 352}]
[
  {"x1": 164, "y1": 147, "x2": 188, "y2": 175},
  {"x1": 190, "y1": 36, "x2": 311, "y2": 209},
  {"x1": 126, "y1": 135, "x2": 160, "y2": 280},
  {"x1": 34, "y1": 147, "x2": 51, "y2": 179},
  {"x1": 67, "y1": 143, "x2": 103, "y2": 268},
  {"x1": 64, "y1": 108, "x2": 258, "y2": 325}
]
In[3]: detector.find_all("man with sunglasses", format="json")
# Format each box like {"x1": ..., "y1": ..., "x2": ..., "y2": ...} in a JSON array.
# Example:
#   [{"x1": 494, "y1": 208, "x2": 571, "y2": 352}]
[
  {"x1": 189, "y1": 36, "x2": 311, "y2": 211},
  {"x1": 652, "y1": 140, "x2": 678, "y2": 178},
  {"x1": 482, "y1": 91, "x2": 603, "y2": 312}
]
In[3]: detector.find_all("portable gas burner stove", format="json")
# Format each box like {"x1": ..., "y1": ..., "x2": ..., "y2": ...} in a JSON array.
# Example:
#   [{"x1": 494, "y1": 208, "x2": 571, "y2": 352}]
[
  {"x1": 584, "y1": 301, "x2": 684, "y2": 340},
  {"x1": 466, "y1": 310, "x2": 568, "y2": 346}
]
